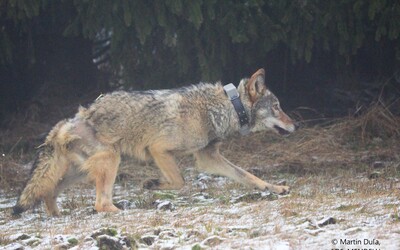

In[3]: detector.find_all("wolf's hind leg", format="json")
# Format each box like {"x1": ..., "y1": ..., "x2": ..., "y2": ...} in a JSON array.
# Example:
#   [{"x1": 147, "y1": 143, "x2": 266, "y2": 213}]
[
  {"x1": 144, "y1": 145, "x2": 184, "y2": 190},
  {"x1": 43, "y1": 169, "x2": 86, "y2": 216},
  {"x1": 43, "y1": 192, "x2": 60, "y2": 216},
  {"x1": 194, "y1": 141, "x2": 289, "y2": 194},
  {"x1": 83, "y1": 150, "x2": 121, "y2": 212}
]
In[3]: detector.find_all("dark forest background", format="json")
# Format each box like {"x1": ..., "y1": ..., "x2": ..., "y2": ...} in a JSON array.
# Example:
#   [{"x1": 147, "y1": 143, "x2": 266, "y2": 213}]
[{"x1": 1, "y1": 0, "x2": 400, "y2": 127}]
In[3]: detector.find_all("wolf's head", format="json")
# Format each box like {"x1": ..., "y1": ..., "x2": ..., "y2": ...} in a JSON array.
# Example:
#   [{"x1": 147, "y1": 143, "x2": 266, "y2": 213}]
[{"x1": 238, "y1": 69, "x2": 296, "y2": 135}]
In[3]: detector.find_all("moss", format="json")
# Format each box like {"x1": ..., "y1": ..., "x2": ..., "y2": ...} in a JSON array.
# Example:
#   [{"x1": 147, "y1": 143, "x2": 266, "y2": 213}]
[
  {"x1": 91, "y1": 228, "x2": 118, "y2": 239},
  {"x1": 107, "y1": 228, "x2": 118, "y2": 237},
  {"x1": 68, "y1": 237, "x2": 79, "y2": 246},
  {"x1": 192, "y1": 243, "x2": 204, "y2": 250}
]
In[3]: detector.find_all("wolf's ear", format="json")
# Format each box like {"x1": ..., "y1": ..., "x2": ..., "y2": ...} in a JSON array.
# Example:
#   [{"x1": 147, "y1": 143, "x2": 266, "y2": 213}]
[{"x1": 246, "y1": 68, "x2": 267, "y2": 104}]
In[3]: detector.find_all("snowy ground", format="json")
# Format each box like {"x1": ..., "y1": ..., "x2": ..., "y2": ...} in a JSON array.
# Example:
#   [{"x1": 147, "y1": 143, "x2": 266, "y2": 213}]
[{"x1": 1, "y1": 161, "x2": 399, "y2": 250}]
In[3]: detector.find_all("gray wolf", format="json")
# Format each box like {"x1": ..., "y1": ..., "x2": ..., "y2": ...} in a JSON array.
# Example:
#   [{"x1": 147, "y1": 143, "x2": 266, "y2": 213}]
[{"x1": 13, "y1": 68, "x2": 296, "y2": 216}]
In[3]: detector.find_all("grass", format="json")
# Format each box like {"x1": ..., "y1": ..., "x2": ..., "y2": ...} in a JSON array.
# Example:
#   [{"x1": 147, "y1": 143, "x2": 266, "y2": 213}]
[
  {"x1": 391, "y1": 209, "x2": 400, "y2": 223},
  {"x1": 336, "y1": 204, "x2": 362, "y2": 211},
  {"x1": 1, "y1": 176, "x2": 399, "y2": 248},
  {"x1": 0, "y1": 235, "x2": 13, "y2": 246},
  {"x1": 148, "y1": 212, "x2": 166, "y2": 227}
]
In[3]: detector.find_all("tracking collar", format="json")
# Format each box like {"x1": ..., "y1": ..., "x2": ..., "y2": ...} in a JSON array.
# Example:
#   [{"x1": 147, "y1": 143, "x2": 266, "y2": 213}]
[{"x1": 223, "y1": 83, "x2": 250, "y2": 135}]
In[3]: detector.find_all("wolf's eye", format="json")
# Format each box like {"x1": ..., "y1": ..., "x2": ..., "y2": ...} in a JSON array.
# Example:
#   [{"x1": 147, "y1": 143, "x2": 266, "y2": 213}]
[{"x1": 272, "y1": 103, "x2": 279, "y2": 110}]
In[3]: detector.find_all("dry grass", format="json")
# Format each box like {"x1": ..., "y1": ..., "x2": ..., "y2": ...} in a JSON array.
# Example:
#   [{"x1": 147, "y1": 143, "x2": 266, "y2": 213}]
[{"x1": 223, "y1": 102, "x2": 400, "y2": 177}]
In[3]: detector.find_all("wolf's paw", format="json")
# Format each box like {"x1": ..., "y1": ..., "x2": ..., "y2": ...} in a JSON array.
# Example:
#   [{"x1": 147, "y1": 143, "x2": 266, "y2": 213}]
[
  {"x1": 143, "y1": 179, "x2": 184, "y2": 190},
  {"x1": 143, "y1": 179, "x2": 161, "y2": 190},
  {"x1": 270, "y1": 185, "x2": 290, "y2": 195},
  {"x1": 95, "y1": 203, "x2": 120, "y2": 213}
]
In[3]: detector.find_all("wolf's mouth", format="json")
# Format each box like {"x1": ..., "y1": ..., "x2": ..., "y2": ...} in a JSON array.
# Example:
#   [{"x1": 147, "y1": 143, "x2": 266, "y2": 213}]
[{"x1": 273, "y1": 125, "x2": 291, "y2": 136}]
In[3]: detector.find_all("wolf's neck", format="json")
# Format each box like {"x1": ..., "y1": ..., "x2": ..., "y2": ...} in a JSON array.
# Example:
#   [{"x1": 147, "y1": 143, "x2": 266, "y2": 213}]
[{"x1": 207, "y1": 88, "x2": 253, "y2": 139}]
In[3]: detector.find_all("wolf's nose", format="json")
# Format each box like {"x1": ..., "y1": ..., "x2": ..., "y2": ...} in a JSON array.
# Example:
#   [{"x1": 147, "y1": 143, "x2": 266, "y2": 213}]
[{"x1": 294, "y1": 122, "x2": 301, "y2": 131}]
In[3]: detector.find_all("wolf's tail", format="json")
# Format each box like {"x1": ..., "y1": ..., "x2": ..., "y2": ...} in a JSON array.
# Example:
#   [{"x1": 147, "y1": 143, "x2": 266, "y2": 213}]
[
  {"x1": 12, "y1": 144, "x2": 60, "y2": 215},
  {"x1": 12, "y1": 120, "x2": 75, "y2": 215}
]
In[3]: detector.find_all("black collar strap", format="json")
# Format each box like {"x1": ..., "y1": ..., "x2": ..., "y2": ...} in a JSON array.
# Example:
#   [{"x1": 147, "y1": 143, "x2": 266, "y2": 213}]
[{"x1": 223, "y1": 83, "x2": 250, "y2": 135}]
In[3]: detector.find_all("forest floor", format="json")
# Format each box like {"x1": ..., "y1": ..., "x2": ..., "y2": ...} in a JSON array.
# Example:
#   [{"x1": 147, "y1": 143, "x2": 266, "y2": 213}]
[{"x1": 0, "y1": 97, "x2": 400, "y2": 249}]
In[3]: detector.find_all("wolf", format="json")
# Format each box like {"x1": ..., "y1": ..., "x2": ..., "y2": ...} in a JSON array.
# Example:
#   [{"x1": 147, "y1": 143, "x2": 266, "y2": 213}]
[{"x1": 13, "y1": 68, "x2": 296, "y2": 216}]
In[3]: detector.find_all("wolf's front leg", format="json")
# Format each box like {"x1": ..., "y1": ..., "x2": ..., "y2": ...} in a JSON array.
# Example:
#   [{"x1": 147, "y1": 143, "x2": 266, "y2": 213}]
[
  {"x1": 194, "y1": 141, "x2": 289, "y2": 194},
  {"x1": 219, "y1": 156, "x2": 290, "y2": 194}
]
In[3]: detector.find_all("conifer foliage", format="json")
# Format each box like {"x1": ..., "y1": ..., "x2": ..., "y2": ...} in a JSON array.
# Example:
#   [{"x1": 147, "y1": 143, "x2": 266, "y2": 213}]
[{"x1": 1, "y1": 1, "x2": 399, "y2": 89}]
